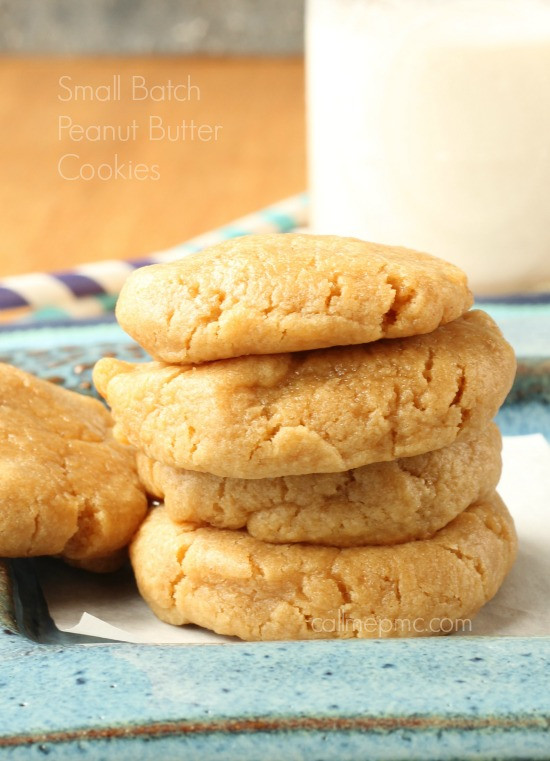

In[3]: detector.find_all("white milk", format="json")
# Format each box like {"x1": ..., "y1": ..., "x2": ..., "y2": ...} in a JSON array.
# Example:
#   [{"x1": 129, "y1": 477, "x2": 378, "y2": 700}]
[{"x1": 307, "y1": 0, "x2": 550, "y2": 293}]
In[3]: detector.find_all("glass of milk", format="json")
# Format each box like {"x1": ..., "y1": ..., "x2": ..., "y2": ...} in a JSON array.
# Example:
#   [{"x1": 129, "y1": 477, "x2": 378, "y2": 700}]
[{"x1": 307, "y1": 0, "x2": 550, "y2": 293}]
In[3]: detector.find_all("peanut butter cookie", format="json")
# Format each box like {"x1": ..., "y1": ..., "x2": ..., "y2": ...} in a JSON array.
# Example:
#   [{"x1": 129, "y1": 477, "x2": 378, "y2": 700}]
[
  {"x1": 136, "y1": 424, "x2": 502, "y2": 546},
  {"x1": 0, "y1": 364, "x2": 147, "y2": 569},
  {"x1": 116, "y1": 233, "x2": 473, "y2": 364},
  {"x1": 95, "y1": 311, "x2": 515, "y2": 479},
  {"x1": 130, "y1": 491, "x2": 517, "y2": 640}
]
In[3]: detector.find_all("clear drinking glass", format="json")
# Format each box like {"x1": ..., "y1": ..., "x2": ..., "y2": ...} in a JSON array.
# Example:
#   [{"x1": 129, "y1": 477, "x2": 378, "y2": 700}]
[{"x1": 307, "y1": 0, "x2": 550, "y2": 293}]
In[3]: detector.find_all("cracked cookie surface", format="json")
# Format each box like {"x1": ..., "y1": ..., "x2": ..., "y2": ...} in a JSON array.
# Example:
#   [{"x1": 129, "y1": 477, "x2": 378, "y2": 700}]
[
  {"x1": 130, "y1": 491, "x2": 517, "y2": 640},
  {"x1": 137, "y1": 424, "x2": 502, "y2": 546},
  {"x1": 115, "y1": 233, "x2": 473, "y2": 364},
  {"x1": 0, "y1": 363, "x2": 147, "y2": 569},
  {"x1": 95, "y1": 310, "x2": 515, "y2": 479}
]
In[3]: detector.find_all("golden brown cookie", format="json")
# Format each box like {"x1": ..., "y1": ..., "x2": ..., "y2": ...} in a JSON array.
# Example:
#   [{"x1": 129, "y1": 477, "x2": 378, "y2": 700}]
[
  {"x1": 95, "y1": 310, "x2": 515, "y2": 479},
  {"x1": 136, "y1": 424, "x2": 502, "y2": 546},
  {"x1": 0, "y1": 363, "x2": 147, "y2": 569},
  {"x1": 115, "y1": 234, "x2": 473, "y2": 364},
  {"x1": 130, "y1": 492, "x2": 517, "y2": 640}
]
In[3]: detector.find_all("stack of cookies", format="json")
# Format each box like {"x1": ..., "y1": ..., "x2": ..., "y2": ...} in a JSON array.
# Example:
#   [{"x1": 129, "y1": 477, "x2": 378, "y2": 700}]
[{"x1": 94, "y1": 234, "x2": 518, "y2": 640}]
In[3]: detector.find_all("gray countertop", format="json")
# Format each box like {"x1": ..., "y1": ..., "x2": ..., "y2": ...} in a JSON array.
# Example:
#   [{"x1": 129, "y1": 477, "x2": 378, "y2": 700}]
[{"x1": 0, "y1": 0, "x2": 304, "y2": 55}]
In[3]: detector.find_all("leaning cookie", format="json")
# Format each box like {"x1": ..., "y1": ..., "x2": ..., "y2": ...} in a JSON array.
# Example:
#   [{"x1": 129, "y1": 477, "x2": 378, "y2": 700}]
[
  {"x1": 115, "y1": 233, "x2": 473, "y2": 364},
  {"x1": 130, "y1": 492, "x2": 517, "y2": 641},
  {"x1": 95, "y1": 310, "x2": 515, "y2": 479},
  {"x1": 136, "y1": 424, "x2": 502, "y2": 547},
  {"x1": 0, "y1": 363, "x2": 147, "y2": 570}
]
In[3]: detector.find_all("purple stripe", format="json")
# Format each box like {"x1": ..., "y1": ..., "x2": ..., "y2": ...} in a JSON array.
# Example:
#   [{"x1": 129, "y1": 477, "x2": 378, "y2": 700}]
[
  {"x1": 0, "y1": 287, "x2": 29, "y2": 310},
  {"x1": 127, "y1": 258, "x2": 157, "y2": 268},
  {"x1": 127, "y1": 247, "x2": 202, "y2": 269},
  {"x1": 55, "y1": 272, "x2": 106, "y2": 298}
]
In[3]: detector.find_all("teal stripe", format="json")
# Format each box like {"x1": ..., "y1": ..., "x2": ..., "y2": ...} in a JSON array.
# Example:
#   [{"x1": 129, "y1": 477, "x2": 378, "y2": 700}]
[
  {"x1": 476, "y1": 301, "x2": 550, "y2": 318},
  {"x1": 0, "y1": 322, "x2": 128, "y2": 351},
  {"x1": 477, "y1": 301, "x2": 550, "y2": 357},
  {"x1": 260, "y1": 209, "x2": 299, "y2": 231},
  {"x1": 217, "y1": 226, "x2": 250, "y2": 239},
  {"x1": 98, "y1": 293, "x2": 118, "y2": 311},
  {"x1": 16, "y1": 293, "x2": 118, "y2": 324}
]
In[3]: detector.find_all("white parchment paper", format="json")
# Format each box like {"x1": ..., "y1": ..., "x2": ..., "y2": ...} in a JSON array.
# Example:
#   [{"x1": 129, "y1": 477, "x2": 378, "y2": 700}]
[{"x1": 36, "y1": 435, "x2": 550, "y2": 644}]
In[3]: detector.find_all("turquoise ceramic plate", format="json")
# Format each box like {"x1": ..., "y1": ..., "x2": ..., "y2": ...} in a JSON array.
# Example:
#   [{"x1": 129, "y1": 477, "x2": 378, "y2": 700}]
[{"x1": 1, "y1": 308, "x2": 550, "y2": 760}]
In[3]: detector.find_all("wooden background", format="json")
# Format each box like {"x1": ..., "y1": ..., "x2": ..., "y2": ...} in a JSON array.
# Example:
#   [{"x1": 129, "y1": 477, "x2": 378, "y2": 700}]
[{"x1": 0, "y1": 57, "x2": 306, "y2": 277}]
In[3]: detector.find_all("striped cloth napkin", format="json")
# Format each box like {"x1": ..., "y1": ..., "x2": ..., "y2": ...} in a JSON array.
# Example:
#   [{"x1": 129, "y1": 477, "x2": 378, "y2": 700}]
[
  {"x1": 0, "y1": 194, "x2": 308, "y2": 323},
  {"x1": 1, "y1": 191, "x2": 548, "y2": 324}
]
